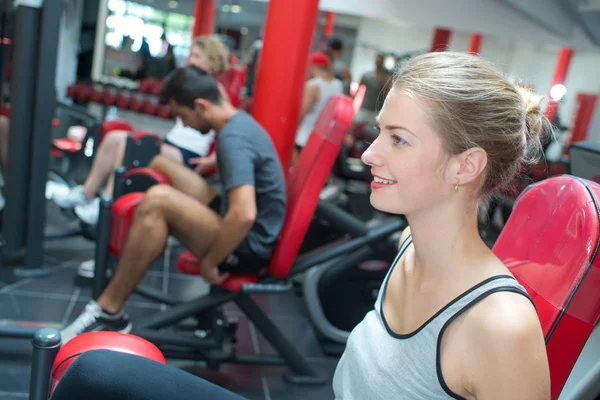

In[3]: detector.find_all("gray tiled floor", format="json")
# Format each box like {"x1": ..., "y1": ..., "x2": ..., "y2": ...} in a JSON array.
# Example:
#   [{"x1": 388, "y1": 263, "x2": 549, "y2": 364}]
[{"x1": 0, "y1": 208, "x2": 339, "y2": 400}]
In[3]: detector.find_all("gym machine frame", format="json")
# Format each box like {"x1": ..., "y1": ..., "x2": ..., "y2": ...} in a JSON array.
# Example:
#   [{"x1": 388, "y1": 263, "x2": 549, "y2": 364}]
[{"x1": 1, "y1": 0, "x2": 61, "y2": 273}]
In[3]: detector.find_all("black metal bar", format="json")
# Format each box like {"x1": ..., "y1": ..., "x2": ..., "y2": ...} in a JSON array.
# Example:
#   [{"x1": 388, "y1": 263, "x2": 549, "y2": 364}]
[
  {"x1": 134, "y1": 284, "x2": 180, "y2": 306},
  {"x1": 29, "y1": 328, "x2": 61, "y2": 400},
  {"x1": 0, "y1": 325, "x2": 40, "y2": 339},
  {"x1": 133, "y1": 291, "x2": 237, "y2": 330},
  {"x1": 0, "y1": 2, "x2": 6, "y2": 107},
  {"x1": 93, "y1": 198, "x2": 113, "y2": 299},
  {"x1": 289, "y1": 218, "x2": 404, "y2": 277},
  {"x1": 112, "y1": 166, "x2": 127, "y2": 201},
  {"x1": 234, "y1": 294, "x2": 320, "y2": 379},
  {"x1": 24, "y1": 0, "x2": 61, "y2": 269},
  {"x1": 135, "y1": 329, "x2": 217, "y2": 350},
  {"x1": 122, "y1": 134, "x2": 135, "y2": 169},
  {"x1": 314, "y1": 200, "x2": 370, "y2": 237},
  {"x1": 3, "y1": 2, "x2": 40, "y2": 254}
]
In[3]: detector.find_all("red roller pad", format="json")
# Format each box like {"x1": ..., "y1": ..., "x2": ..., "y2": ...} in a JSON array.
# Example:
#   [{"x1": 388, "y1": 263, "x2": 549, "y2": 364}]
[
  {"x1": 100, "y1": 119, "x2": 133, "y2": 142},
  {"x1": 52, "y1": 138, "x2": 82, "y2": 153},
  {"x1": 123, "y1": 168, "x2": 171, "y2": 185},
  {"x1": 50, "y1": 331, "x2": 165, "y2": 396},
  {"x1": 109, "y1": 192, "x2": 145, "y2": 257},
  {"x1": 176, "y1": 251, "x2": 259, "y2": 292}
]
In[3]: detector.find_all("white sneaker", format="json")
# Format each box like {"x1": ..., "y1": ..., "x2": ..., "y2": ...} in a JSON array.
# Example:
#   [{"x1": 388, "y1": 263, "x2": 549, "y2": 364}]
[
  {"x1": 77, "y1": 259, "x2": 113, "y2": 279},
  {"x1": 61, "y1": 300, "x2": 132, "y2": 344},
  {"x1": 53, "y1": 186, "x2": 92, "y2": 209},
  {"x1": 74, "y1": 197, "x2": 100, "y2": 226}
]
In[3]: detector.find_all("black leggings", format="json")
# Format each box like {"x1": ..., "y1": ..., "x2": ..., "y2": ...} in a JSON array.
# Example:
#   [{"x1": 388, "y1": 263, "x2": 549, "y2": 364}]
[{"x1": 51, "y1": 350, "x2": 247, "y2": 400}]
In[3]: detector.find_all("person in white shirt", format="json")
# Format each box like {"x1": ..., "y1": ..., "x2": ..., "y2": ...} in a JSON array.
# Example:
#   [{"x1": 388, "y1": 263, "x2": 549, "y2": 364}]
[
  {"x1": 293, "y1": 52, "x2": 343, "y2": 162},
  {"x1": 54, "y1": 35, "x2": 230, "y2": 226}
]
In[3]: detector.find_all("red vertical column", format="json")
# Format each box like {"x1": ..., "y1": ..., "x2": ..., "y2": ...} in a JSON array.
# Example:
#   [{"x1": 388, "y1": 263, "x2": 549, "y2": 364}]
[
  {"x1": 563, "y1": 93, "x2": 598, "y2": 156},
  {"x1": 430, "y1": 28, "x2": 452, "y2": 52},
  {"x1": 251, "y1": 0, "x2": 320, "y2": 172},
  {"x1": 468, "y1": 33, "x2": 482, "y2": 54},
  {"x1": 545, "y1": 47, "x2": 574, "y2": 123},
  {"x1": 192, "y1": 0, "x2": 215, "y2": 38},
  {"x1": 324, "y1": 12, "x2": 336, "y2": 37}
]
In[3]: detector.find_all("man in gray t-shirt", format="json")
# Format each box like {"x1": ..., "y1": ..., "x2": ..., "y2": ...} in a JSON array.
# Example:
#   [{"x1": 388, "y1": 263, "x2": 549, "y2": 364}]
[
  {"x1": 216, "y1": 111, "x2": 286, "y2": 261},
  {"x1": 60, "y1": 66, "x2": 287, "y2": 341}
]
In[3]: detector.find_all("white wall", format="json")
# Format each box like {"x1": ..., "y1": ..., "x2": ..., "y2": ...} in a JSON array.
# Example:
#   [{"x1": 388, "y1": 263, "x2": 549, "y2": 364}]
[
  {"x1": 55, "y1": 0, "x2": 84, "y2": 102},
  {"x1": 350, "y1": 17, "x2": 600, "y2": 139}
]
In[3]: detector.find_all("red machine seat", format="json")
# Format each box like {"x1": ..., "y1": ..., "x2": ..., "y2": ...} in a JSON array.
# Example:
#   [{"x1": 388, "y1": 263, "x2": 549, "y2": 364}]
[
  {"x1": 493, "y1": 175, "x2": 600, "y2": 399},
  {"x1": 50, "y1": 331, "x2": 165, "y2": 395},
  {"x1": 175, "y1": 95, "x2": 354, "y2": 288},
  {"x1": 177, "y1": 251, "x2": 259, "y2": 292},
  {"x1": 52, "y1": 138, "x2": 81, "y2": 152}
]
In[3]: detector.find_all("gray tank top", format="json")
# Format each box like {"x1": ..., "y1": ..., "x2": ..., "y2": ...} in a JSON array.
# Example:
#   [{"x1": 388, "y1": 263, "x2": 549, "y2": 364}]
[{"x1": 332, "y1": 235, "x2": 531, "y2": 399}]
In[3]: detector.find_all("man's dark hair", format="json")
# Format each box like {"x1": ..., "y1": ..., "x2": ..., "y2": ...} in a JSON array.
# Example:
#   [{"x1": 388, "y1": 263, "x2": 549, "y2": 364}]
[
  {"x1": 327, "y1": 37, "x2": 343, "y2": 52},
  {"x1": 159, "y1": 66, "x2": 222, "y2": 108}
]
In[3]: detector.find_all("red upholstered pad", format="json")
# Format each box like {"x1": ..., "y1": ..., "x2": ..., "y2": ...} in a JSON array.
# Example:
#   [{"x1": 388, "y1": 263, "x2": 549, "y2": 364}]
[
  {"x1": 109, "y1": 192, "x2": 145, "y2": 257},
  {"x1": 50, "y1": 332, "x2": 165, "y2": 395},
  {"x1": 268, "y1": 96, "x2": 354, "y2": 279},
  {"x1": 493, "y1": 175, "x2": 600, "y2": 400},
  {"x1": 176, "y1": 251, "x2": 259, "y2": 292},
  {"x1": 124, "y1": 168, "x2": 171, "y2": 185},
  {"x1": 100, "y1": 119, "x2": 133, "y2": 142},
  {"x1": 52, "y1": 138, "x2": 82, "y2": 152}
]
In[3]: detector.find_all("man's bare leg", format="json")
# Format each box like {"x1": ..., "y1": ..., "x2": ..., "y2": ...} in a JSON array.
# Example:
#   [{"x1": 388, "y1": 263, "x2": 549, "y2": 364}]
[
  {"x1": 97, "y1": 184, "x2": 221, "y2": 314},
  {"x1": 149, "y1": 155, "x2": 218, "y2": 205},
  {"x1": 86, "y1": 131, "x2": 128, "y2": 198}
]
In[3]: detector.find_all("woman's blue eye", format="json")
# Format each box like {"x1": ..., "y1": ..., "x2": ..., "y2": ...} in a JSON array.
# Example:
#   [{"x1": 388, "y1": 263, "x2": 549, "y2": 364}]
[{"x1": 392, "y1": 134, "x2": 406, "y2": 146}]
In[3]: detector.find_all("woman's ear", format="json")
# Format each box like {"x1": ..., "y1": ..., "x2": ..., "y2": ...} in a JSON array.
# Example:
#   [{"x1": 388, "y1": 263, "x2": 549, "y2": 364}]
[{"x1": 455, "y1": 147, "x2": 488, "y2": 186}]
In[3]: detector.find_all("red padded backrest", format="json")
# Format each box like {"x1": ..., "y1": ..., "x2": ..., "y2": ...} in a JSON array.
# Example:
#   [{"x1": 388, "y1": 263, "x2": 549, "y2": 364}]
[
  {"x1": 267, "y1": 96, "x2": 354, "y2": 278},
  {"x1": 216, "y1": 67, "x2": 247, "y2": 108},
  {"x1": 493, "y1": 175, "x2": 600, "y2": 400}
]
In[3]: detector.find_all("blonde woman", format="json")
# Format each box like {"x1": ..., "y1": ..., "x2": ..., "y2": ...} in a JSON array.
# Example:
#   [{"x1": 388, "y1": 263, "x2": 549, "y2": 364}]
[{"x1": 54, "y1": 35, "x2": 230, "y2": 226}]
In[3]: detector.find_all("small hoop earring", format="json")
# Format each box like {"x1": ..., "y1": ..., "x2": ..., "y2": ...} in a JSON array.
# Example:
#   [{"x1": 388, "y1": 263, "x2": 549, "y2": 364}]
[{"x1": 454, "y1": 181, "x2": 460, "y2": 192}]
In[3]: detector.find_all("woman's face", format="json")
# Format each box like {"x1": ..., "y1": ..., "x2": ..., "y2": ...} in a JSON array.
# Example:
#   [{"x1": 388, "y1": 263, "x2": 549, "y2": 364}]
[
  {"x1": 361, "y1": 90, "x2": 453, "y2": 216},
  {"x1": 188, "y1": 45, "x2": 213, "y2": 75}
]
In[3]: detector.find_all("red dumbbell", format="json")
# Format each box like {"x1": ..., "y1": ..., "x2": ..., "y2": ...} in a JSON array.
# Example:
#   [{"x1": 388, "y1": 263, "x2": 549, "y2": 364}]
[{"x1": 142, "y1": 97, "x2": 158, "y2": 116}]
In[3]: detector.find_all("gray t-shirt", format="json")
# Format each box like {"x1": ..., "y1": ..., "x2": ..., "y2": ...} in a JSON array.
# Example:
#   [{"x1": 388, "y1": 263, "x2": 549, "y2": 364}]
[{"x1": 216, "y1": 111, "x2": 286, "y2": 260}]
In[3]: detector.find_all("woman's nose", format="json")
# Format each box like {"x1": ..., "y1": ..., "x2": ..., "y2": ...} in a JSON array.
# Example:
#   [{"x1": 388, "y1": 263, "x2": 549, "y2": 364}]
[{"x1": 361, "y1": 137, "x2": 383, "y2": 168}]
